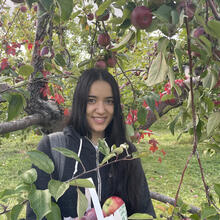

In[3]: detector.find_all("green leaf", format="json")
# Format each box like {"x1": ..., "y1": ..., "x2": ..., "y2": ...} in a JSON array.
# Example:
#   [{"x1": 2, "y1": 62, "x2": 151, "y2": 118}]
[
  {"x1": 145, "y1": 52, "x2": 169, "y2": 86},
  {"x1": 207, "y1": 112, "x2": 220, "y2": 137},
  {"x1": 132, "y1": 151, "x2": 149, "y2": 159},
  {"x1": 201, "y1": 206, "x2": 218, "y2": 219},
  {"x1": 111, "y1": 146, "x2": 124, "y2": 155},
  {"x1": 114, "y1": 0, "x2": 126, "y2": 6},
  {"x1": 157, "y1": 37, "x2": 169, "y2": 53},
  {"x1": 153, "y1": 4, "x2": 172, "y2": 22},
  {"x1": 121, "y1": 7, "x2": 131, "y2": 23},
  {"x1": 78, "y1": 59, "x2": 92, "y2": 68},
  {"x1": 198, "y1": 35, "x2": 212, "y2": 56},
  {"x1": 205, "y1": 19, "x2": 220, "y2": 39},
  {"x1": 29, "y1": 189, "x2": 51, "y2": 220},
  {"x1": 110, "y1": 30, "x2": 135, "y2": 52},
  {"x1": 69, "y1": 178, "x2": 95, "y2": 188},
  {"x1": 52, "y1": 147, "x2": 81, "y2": 162},
  {"x1": 21, "y1": 168, "x2": 37, "y2": 184},
  {"x1": 0, "y1": 189, "x2": 16, "y2": 199},
  {"x1": 174, "y1": 47, "x2": 183, "y2": 73},
  {"x1": 18, "y1": 64, "x2": 34, "y2": 78},
  {"x1": 48, "y1": 179, "x2": 69, "y2": 202},
  {"x1": 46, "y1": 202, "x2": 62, "y2": 220},
  {"x1": 77, "y1": 188, "x2": 88, "y2": 219},
  {"x1": 100, "y1": 153, "x2": 116, "y2": 165},
  {"x1": 7, "y1": 93, "x2": 24, "y2": 121},
  {"x1": 137, "y1": 107, "x2": 147, "y2": 125},
  {"x1": 98, "y1": 139, "x2": 110, "y2": 156},
  {"x1": 144, "y1": 95, "x2": 156, "y2": 112},
  {"x1": 26, "y1": 0, "x2": 37, "y2": 9},
  {"x1": 126, "y1": 124, "x2": 134, "y2": 137},
  {"x1": 202, "y1": 70, "x2": 218, "y2": 90},
  {"x1": 168, "y1": 110, "x2": 183, "y2": 135},
  {"x1": 39, "y1": 0, "x2": 54, "y2": 11},
  {"x1": 214, "y1": 183, "x2": 220, "y2": 203},
  {"x1": 15, "y1": 183, "x2": 32, "y2": 193},
  {"x1": 54, "y1": 53, "x2": 66, "y2": 67},
  {"x1": 171, "y1": 9, "x2": 179, "y2": 25},
  {"x1": 128, "y1": 213, "x2": 153, "y2": 219},
  {"x1": 96, "y1": 0, "x2": 112, "y2": 16},
  {"x1": 11, "y1": 203, "x2": 24, "y2": 220},
  {"x1": 56, "y1": 0, "x2": 74, "y2": 21},
  {"x1": 27, "y1": 150, "x2": 54, "y2": 174},
  {"x1": 161, "y1": 94, "x2": 175, "y2": 102}
]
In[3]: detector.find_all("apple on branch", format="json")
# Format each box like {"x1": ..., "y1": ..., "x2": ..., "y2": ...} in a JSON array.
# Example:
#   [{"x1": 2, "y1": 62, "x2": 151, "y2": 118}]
[
  {"x1": 102, "y1": 196, "x2": 125, "y2": 217},
  {"x1": 97, "y1": 33, "x2": 111, "y2": 47},
  {"x1": 131, "y1": 6, "x2": 152, "y2": 29}
]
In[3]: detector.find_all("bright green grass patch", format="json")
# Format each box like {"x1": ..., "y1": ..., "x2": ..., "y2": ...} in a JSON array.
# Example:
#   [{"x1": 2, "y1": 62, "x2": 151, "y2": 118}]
[
  {"x1": 0, "y1": 133, "x2": 41, "y2": 191},
  {"x1": 139, "y1": 115, "x2": 220, "y2": 218}
]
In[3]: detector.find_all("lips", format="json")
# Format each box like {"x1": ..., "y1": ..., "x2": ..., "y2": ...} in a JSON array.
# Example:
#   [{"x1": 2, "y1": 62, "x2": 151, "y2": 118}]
[{"x1": 92, "y1": 117, "x2": 106, "y2": 124}]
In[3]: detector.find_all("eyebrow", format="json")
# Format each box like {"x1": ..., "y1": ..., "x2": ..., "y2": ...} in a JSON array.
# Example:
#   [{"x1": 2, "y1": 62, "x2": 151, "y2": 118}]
[{"x1": 88, "y1": 95, "x2": 114, "y2": 99}]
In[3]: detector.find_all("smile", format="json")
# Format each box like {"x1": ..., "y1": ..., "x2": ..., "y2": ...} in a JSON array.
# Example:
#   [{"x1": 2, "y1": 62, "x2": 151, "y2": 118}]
[{"x1": 92, "y1": 117, "x2": 106, "y2": 123}]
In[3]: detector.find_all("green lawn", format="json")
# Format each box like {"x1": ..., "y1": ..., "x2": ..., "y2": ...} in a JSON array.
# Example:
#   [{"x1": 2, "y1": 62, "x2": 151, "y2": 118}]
[
  {"x1": 140, "y1": 115, "x2": 220, "y2": 218},
  {"x1": 0, "y1": 114, "x2": 219, "y2": 219}
]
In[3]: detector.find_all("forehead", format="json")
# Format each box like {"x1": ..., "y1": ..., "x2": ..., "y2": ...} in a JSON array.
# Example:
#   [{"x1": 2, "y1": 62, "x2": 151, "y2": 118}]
[{"x1": 89, "y1": 80, "x2": 113, "y2": 97}]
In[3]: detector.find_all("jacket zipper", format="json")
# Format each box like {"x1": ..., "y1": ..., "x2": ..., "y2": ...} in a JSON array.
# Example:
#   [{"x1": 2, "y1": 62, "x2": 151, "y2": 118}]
[{"x1": 85, "y1": 137, "x2": 102, "y2": 201}]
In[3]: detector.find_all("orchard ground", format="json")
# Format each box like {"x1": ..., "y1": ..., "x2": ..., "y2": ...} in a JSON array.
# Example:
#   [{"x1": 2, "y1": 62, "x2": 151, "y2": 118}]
[{"x1": 0, "y1": 110, "x2": 220, "y2": 219}]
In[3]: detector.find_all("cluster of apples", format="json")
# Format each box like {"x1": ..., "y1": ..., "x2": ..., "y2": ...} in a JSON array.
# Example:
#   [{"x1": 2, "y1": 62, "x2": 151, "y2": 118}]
[{"x1": 74, "y1": 196, "x2": 124, "y2": 220}]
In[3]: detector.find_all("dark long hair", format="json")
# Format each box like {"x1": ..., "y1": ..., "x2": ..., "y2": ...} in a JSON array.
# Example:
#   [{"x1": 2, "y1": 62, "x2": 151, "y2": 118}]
[
  {"x1": 68, "y1": 68, "x2": 143, "y2": 214},
  {"x1": 68, "y1": 68, "x2": 127, "y2": 147}
]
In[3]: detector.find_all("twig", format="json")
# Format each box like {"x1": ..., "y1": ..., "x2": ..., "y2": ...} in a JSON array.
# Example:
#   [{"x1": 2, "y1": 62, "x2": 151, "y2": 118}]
[
  {"x1": 207, "y1": 0, "x2": 220, "y2": 20},
  {"x1": 173, "y1": 151, "x2": 193, "y2": 211}
]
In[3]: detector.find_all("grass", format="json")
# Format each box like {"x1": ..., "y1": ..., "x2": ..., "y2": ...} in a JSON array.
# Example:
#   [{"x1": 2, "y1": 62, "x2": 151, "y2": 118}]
[
  {"x1": 139, "y1": 113, "x2": 220, "y2": 218},
  {"x1": 0, "y1": 113, "x2": 220, "y2": 219}
]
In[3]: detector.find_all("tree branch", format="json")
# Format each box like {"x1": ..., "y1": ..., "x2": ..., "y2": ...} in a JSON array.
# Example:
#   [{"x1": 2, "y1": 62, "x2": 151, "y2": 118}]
[
  {"x1": 150, "y1": 191, "x2": 201, "y2": 215},
  {"x1": 207, "y1": 0, "x2": 220, "y2": 20},
  {"x1": 0, "y1": 114, "x2": 45, "y2": 134}
]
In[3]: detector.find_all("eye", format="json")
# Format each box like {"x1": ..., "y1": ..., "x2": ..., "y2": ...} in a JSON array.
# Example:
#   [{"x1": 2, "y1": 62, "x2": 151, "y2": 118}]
[
  {"x1": 105, "y1": 99, "x2": 114, "y2": 105},
  {"x1": 87, "y1": 98, "x2": 96, "y2": 104}
]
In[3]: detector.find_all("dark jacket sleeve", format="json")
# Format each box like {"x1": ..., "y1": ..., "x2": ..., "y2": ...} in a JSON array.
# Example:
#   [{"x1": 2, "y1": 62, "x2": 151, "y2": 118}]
[{"x1": 26, "y1": 135, "x2": 58, "y2": 220}]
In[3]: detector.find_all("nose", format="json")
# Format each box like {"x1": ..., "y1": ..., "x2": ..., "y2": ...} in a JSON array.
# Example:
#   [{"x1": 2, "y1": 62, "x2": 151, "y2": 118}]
[{"x1": 96, "y1": 101, "x2": 105, "y2": 114}]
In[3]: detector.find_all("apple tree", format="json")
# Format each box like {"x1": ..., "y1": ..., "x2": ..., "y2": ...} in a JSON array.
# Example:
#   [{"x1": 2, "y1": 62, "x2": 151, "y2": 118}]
[{"x1": 0, "y1": 0, "x2": 220, "y2": 219}]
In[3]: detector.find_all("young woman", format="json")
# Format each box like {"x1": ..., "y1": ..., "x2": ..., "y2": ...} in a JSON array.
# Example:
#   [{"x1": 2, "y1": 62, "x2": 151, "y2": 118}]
[{"x1": 26, "y1": 68, "x2": 156, "y2": 219}]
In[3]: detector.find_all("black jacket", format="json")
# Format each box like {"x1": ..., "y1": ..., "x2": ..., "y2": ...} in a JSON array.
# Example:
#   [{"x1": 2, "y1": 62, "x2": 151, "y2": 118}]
[{"x1": 26, "y1": 126, "x2": 156, "y2": 219}]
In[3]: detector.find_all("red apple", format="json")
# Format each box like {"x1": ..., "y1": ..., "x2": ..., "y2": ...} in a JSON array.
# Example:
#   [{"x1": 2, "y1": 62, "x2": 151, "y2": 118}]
[
  {"x1": 40, "y1": 46, "x2": 49, "y2": 56},
  {"x1": 102, "y1": 196, "x2": 125, "y2": 217},
  {"x1": 84, "y1": 208, "x2": 97, "y2": 220},
  {"x1": 96, "y1": 10, "x2": 110, "y2": 21},
  {"x1": 33, "y1": 5, "x2": 38, "y2": 12},
  {"x1": 191, "y1": 51, "x2": 201, "y2": 57},
  {"x1": 192, "y1": 27, "x2": 205, "y2": 38},
  {"x1": 107, "y1": 57, "x2": 117, "y2": 68},
  {"x1": 95, "y1": 60, "x2": 107, "y2": 69},
  {"x1": 87, "y1": 13, "x2": 94, "y2": 21},
  {"x1": 131, "y1": 6, "x2": 152, "y2": 29},
  {"x1": 97, "y1": 33, "x2": 110, "y2": 47},
  {"x1": 177, "y1": 1, "x2": 196, "y2": 21},
  {"x1": 20, "y1": 5, "x2": 27, "y2": 13}
]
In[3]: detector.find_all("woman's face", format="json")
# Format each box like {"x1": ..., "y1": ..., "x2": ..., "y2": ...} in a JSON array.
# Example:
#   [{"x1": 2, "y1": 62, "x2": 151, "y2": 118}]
[{"x1": 86, "y1": 80, "x2": 114, "y2": 144}]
